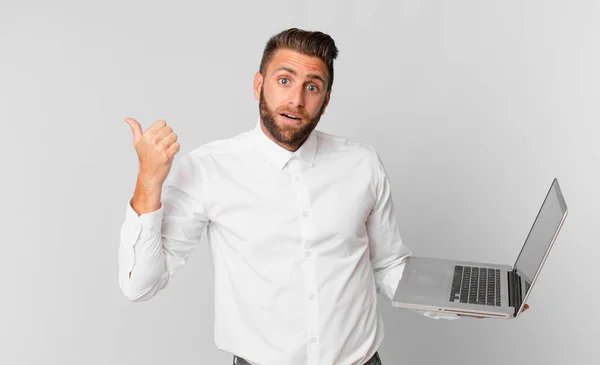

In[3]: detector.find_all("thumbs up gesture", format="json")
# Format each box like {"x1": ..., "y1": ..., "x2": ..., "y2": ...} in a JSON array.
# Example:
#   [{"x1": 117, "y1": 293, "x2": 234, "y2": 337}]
[{"x1": 125, "y1": 117, "x2": 181, "y2": 186}]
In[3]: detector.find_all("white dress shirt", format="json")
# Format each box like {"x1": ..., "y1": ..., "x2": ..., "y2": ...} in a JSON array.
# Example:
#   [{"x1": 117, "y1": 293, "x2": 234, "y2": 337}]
[{"x1": 118, "y1": 120, "x2": 457, "y2": 365}]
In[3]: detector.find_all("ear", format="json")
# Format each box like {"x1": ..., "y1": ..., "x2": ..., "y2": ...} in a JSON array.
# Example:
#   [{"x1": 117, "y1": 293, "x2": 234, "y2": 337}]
[
  {"x1": 320, "y1": 90, "x2": 332, "y2": 115},
  {"x1": 253, "y1": 72, "x2": 263, "y2": 101}
]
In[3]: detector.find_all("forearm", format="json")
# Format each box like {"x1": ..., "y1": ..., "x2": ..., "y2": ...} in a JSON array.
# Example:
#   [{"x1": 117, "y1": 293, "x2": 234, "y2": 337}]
[
  {"x1": 131, "y1": 175, "x2": 163, "y2": 215},
  {"x1": 118, "y1": 198, "x2": 169, "y2": 302},
  {"x1": 373, "y1": 258, "x2": 461, "y2": 320},
  {"x1": 374, "y1": 257, "x2": 409, "y2": 301},
  {"x1": 118, "y1": 154, "x2": 208, "y2": 302}
]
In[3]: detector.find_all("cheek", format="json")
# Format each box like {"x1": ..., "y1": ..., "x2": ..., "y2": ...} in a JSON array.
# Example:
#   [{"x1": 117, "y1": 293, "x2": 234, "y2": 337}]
[
  {"x1": 264, "y1": 86, "x2": 285, "y2": 107},
  {"x1": 308, "y1": 97, "x2": 326, "y2": 114}
]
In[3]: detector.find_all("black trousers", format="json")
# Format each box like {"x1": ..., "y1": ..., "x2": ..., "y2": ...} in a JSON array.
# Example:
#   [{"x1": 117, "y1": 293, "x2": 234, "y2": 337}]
[{"x1": 233, "y1": 351, "x2": 382, "y2": 365}]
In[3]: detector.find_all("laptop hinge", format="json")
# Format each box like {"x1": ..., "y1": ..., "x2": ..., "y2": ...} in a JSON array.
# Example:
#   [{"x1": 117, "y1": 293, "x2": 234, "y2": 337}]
[{"x1": 507, "y1": 269, "x2": 523, "y2": 316}]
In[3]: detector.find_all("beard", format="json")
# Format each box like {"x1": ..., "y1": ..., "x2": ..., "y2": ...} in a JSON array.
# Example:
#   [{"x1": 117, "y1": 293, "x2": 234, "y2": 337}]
[{"x1": 259, "y1": 87, "x2": 325, "y2": 146}]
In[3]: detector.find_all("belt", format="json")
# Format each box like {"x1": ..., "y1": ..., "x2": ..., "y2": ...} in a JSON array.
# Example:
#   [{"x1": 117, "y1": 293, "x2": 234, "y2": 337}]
[{"x1": 233, "y1": 351, "x2": 381, "y2": 365}]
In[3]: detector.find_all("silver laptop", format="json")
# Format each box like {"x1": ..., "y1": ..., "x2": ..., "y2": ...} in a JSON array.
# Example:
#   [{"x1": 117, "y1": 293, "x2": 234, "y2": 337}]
[{"x1": 392, "y1": 178, "x2": 568, "y2": 319}]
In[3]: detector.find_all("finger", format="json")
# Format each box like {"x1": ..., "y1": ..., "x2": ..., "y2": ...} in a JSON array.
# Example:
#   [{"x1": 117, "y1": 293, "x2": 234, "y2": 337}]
[
  {"x1": 166, "y1": 141, "x2": 180, "y2": 157},
  {"x1": 146, "y1": 119, "x2": 168, "y2": 136},
  {"x1": 153, "y1": 126, "x2": 174, "y2": 142},
  {"x1": 159, "y1": 132, "x2": 178, "y2": 148},
  {"x1": 124, "y1": 117, "x2": 143, "y2": 146}
]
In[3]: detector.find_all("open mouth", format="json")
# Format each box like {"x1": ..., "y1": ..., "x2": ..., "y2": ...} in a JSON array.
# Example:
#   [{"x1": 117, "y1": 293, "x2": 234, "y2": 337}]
[{"x1": 280, "y1": 113, "x2": 302, "y2": 121}]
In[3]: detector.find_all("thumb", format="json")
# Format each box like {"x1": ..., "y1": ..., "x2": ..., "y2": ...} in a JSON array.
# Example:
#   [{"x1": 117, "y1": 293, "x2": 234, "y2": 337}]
[{"x1": 124, "y1": 117, "x2": 143, "y2": 146}]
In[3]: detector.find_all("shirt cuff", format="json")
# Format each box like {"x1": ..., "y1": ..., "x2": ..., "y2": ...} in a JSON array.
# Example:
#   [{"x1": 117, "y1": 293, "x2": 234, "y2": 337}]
[
  {"x1": 125, "y1": 198, "x2": 164, "y2": 234},
  {"x1": 378, "y1": 260, "x2": 407, "y2": 301}
]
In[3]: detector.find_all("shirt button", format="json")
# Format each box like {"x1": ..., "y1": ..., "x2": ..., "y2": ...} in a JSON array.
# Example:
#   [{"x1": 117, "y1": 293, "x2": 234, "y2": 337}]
[
  {"x1": 293, "y1": 175, "x2": 301, "y2": 181},
  {"x1": 310, "y1": 337, "x2": 317, "y2": 343},
  {"x1": 303, "y1": 211, "x2": 309, "y2": 218},
  {"x1": 309, "y1": 294, "x2": 315, "y2": 300},
  {"x1": 305, "y1": 251, "x2": 311, "y2": 257}
]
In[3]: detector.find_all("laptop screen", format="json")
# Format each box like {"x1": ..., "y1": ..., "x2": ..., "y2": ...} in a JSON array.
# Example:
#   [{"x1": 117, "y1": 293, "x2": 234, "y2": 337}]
[{"x1": 514, "y1": 179, "x2": 567, "y2": 292}]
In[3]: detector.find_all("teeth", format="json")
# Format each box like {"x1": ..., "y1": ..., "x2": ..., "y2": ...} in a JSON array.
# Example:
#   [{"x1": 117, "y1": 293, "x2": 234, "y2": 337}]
[{"x1": 284, "y1": 114, "x2": 299, "y2": 120}]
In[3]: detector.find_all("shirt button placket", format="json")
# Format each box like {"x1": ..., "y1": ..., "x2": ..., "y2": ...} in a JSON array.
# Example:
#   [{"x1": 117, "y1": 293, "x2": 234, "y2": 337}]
[{"x1": 289, "y1": 158, "x2": 319, "y2": 364}]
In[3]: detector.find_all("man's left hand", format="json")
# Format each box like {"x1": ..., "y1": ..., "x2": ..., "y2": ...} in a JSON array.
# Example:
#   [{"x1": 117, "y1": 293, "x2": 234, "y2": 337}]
[{"x1": 458, "y1": 304, "x2": 530, "y2": 319}]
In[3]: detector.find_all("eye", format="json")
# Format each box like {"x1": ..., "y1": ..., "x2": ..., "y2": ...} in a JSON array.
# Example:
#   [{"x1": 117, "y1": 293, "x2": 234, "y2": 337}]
[
  {"x1": 278, "y1": 78, "x2": 290, "y2": 85},
  {"x1": 307, "y1": 85, "x2": 318, "y2": 92}
]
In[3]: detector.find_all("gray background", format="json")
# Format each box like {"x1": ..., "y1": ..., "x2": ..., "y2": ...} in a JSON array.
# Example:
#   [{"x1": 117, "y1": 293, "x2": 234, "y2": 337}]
[{"x1": 2, "y1": 0, "x2": 598, "y2": 364}]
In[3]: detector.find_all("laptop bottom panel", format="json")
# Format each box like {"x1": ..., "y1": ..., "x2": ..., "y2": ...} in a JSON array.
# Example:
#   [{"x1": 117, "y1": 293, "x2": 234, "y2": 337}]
[{"x1": 391, "y1": 256, "x2": 515, "y2": 319}]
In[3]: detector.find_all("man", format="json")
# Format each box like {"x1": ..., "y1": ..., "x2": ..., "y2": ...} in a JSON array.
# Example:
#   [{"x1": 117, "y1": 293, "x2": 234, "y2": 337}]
[{"x1": 119, "y1": 28, "x2": 527, "y2": 365}]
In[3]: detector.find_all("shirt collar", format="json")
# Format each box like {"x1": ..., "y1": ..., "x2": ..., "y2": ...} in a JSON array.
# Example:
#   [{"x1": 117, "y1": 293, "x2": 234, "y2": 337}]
[{"x1": 253, "y1": 120, "x2": 317, "y2": 170}]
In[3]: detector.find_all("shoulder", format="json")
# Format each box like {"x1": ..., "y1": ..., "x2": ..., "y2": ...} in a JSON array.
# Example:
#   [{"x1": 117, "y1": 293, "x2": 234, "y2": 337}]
[
  {"x1": 316, "y1": 130, "x2": 389, "y2": 191},
  {"x1": 184, "y1": 128, "x2": 255, "y2": 164},
  {"x1": 316, "y1": 130, "x2": 380, "y2": 163}
]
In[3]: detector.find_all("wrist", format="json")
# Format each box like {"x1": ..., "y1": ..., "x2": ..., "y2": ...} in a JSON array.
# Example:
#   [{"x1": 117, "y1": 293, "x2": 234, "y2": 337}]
[{"x1": 137, "y1": 174, "x2": 164, "y2": 189}]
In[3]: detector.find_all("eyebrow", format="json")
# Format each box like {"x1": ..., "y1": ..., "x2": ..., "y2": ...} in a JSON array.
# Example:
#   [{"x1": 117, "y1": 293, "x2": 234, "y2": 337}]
[{"x1": 273, "y1": 66, "x2": 327, "y2": 86}]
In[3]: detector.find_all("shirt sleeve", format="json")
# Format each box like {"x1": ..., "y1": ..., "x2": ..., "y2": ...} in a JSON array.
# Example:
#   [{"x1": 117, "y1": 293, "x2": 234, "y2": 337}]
[
  {"x1": 366, "y1": 149, "x2": 459, "y2": 320},
  {"x1": 118, "y1": 152, "x2": 210, "y2": 302}
]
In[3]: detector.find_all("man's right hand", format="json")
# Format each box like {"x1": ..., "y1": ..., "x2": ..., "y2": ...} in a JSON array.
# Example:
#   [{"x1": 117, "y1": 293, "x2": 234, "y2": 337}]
[{"x1": 125, "y1": 117, "x2": 181, "y2": 186}]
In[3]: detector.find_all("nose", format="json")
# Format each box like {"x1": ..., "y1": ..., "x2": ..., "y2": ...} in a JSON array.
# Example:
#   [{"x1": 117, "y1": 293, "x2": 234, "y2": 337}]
[{"x1": 288, "y1": 84, "x2": 305, "y2": 108}]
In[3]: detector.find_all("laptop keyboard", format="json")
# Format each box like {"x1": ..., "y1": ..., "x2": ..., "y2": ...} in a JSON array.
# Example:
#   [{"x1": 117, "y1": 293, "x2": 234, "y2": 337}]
[{"x1": 449, "y1": 265, "x2": 501, "y2": 306}]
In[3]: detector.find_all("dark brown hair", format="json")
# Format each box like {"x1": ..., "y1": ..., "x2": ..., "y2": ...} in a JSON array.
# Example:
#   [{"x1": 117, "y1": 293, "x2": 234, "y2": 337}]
[{"x1": 259, "y1": 28, "x2": 339, "y2": 92}]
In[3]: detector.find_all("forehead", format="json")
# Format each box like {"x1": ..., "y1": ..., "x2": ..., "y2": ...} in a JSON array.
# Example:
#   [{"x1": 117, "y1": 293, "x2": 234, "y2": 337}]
[{"x1": 266, "y1": 48, "x2": 328, "y2": 78}]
